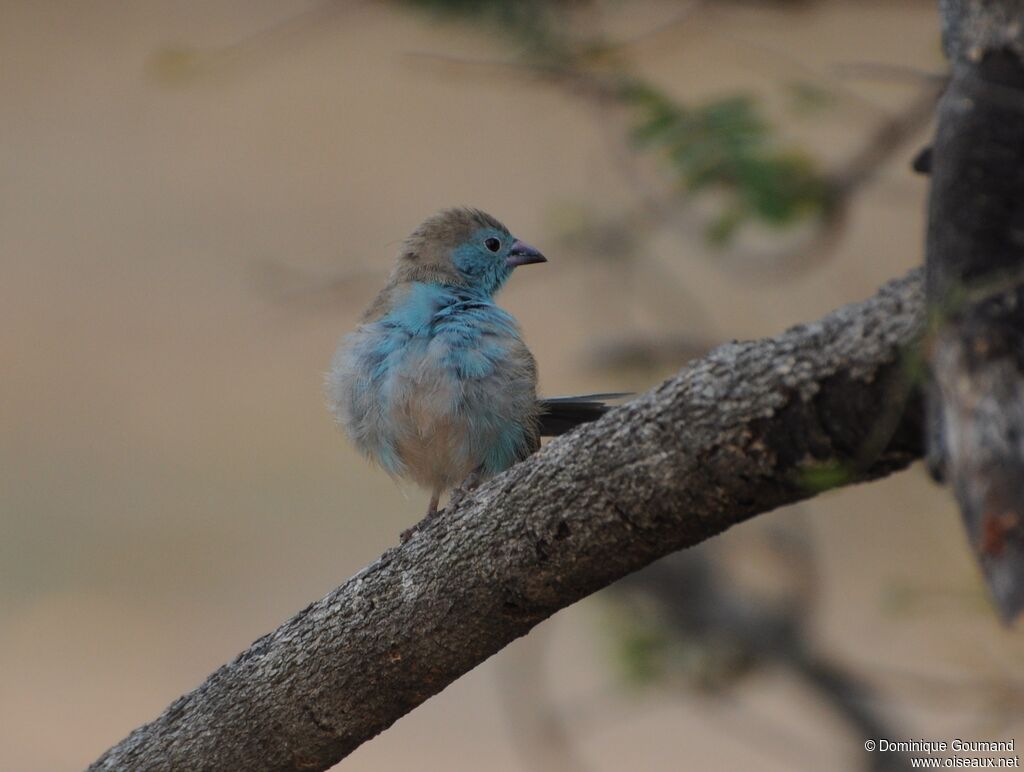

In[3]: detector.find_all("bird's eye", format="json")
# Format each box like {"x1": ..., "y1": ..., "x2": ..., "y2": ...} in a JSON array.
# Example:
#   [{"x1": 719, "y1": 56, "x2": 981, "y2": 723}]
[{"x1": 484, "y1": 237, "x2": 501, "y2": 253}]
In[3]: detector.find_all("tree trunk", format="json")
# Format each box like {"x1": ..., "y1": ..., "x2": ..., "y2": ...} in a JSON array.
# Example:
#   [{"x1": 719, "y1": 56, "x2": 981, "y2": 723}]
[{"x1": 926, "y1": 0, "x2": 1024, "y2": 621}]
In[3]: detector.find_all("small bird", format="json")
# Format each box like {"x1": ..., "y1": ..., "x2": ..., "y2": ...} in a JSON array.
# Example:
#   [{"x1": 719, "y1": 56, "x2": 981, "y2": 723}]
[{"x1": 327, "y1": 207, "x2": 621, "y2": 519}]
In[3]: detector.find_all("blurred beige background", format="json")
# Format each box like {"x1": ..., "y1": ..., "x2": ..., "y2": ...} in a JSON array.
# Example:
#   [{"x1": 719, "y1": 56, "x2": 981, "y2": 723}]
[{"x1": 2, "y1": 2, "x2": 1021, "y2": 770}]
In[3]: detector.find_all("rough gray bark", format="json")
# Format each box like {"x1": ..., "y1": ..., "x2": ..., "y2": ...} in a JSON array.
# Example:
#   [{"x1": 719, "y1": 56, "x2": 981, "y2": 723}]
[
  {"x1": 939, "y1": 0, "x2": 1024, "y2": 62},
  {"x1": 90, "y1": 270, "x2": 925, "y2": 772},
  {"x1": 926, "y1": 0, "x2": 1024, "y2": 621}
]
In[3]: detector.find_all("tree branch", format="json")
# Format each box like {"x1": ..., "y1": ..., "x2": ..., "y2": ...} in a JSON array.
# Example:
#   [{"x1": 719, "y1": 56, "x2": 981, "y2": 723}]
[
  {"x1": 926, "y1": 0, "x2": 1024, "y2": 622},
  {"x1": 90, "y1": 270, "x2": 926, "y2": 772}
]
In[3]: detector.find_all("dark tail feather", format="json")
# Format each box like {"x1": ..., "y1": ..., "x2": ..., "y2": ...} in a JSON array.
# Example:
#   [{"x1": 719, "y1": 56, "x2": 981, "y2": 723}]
[{"x1": 538, "y1": 393, "x2": 631, "y2": 437}]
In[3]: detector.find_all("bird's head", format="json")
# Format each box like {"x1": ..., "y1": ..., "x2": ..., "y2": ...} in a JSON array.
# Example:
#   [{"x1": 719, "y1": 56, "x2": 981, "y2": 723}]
[{"x1": 393, "y1": 208, "x2": 546, "y2": 296}]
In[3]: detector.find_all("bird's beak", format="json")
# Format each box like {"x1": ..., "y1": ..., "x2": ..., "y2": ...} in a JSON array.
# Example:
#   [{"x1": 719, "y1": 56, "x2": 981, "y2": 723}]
[{"x1": 506, "y1": 240, "x2": 547, "y2": 268}]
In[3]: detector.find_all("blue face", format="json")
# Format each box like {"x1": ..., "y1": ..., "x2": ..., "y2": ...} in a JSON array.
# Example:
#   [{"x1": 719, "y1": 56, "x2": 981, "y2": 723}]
[{"x1": 450, "y1": 227, "x2": 516, "y2": 296}]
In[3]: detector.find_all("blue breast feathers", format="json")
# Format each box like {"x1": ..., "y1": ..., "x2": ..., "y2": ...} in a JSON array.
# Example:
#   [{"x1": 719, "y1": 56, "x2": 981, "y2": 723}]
[
  {"x1": 383, "y1": 282, "x2": 518, "y2": 379},
  {"x1": 331, "y1": 281, "x2": 535, "y2": 484}
]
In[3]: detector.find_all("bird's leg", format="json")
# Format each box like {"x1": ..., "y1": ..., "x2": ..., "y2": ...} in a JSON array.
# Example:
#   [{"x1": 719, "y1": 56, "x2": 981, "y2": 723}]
[
  {"x1": 426, "y1": 487, "x2": 442, "y2": 519},
  {"x1": 446, "y1": 468, "x2": 483, "y2": 511},
  {"x1": 400, "y1": 485, "x2": 445, "y2": 543}
]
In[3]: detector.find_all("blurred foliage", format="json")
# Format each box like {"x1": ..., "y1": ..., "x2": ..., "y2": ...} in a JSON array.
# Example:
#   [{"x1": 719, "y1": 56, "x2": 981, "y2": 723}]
[
  {"x1": 620, "y1": 81, "x2": 833, "y2": 244},
  {"x1": 609, "y1": 611, "x2": 756, "y2": 693},
  {"x1": 613, "y1": 620, "x2": 671, "y2": 686},
  {"x1": 148, "y1": 0, "x2": 836, "y2": 246},
  {"x1": 602, "y1": 544, "x2": 808, "y2": 695},
  {"x1": 399, "y1": 0, "x2": 834, "y2": 246},
  {"x1": 401, "y1": 0, "x2": 575, "y2": 58}
]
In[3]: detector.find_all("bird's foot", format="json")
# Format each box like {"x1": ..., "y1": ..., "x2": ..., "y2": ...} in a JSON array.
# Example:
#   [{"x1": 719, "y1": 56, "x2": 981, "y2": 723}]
[
  {"x1": 446, "y1": 470, "x2": 482, "y2": 512},
  {"x1": 400, "y1": 488, "x2": 444, "y2": 543}
]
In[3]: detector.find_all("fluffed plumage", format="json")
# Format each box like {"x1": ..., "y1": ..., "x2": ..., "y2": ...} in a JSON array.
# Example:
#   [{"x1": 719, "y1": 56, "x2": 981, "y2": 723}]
[{"x1": 327, "y1": 208, "x2": 620, "y2": 517}]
